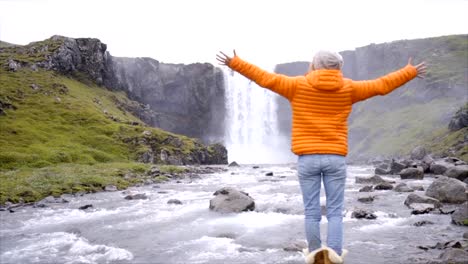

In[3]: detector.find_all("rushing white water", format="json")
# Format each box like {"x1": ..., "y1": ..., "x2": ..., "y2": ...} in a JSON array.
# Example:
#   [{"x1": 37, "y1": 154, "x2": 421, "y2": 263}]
[
  {"x1": 1, "y1": 165, "x2": 463, "y2": 264},
  {"x1": 223, "y1": 68, "x2": 295, "y2": 164}
]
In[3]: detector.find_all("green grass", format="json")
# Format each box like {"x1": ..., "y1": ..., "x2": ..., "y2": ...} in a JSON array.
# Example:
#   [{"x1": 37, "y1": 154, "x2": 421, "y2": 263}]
[
  {"x1": 0, "y1": 162, "x2": 151, "y2": 204},
  {"x1": 0, "y1": 67, "x2": 203, "y2": 170},
  {"x1": 0, "y1": 37, "x2": 225, "y2": 205},
  {"x1": 425, "y1": 127, "x2": 468, "y2": 161},
  {"x1": 348, "y1": 35, "x2": 468, "y2": 161},
  {"x1": 349, "y1": 98, "x2": 464, "y2": 159},
  {"x1": 0, "y1": 65, "x2": 205, "y2": 204},
  {"x1": 0, "y1": 37, "x2": 64, "y2": 65}
]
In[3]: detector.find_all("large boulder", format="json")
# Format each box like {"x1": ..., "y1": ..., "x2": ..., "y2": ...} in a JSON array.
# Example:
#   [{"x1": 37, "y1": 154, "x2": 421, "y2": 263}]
[
  {"x1": 410, "y1": 146, "x2": 427, "y2": 160},
  {"x1": 426, "y1": 176, "x2": 467, "y2": 204},
  {"x1": 375, "y1": 167, "x2": 390, "y2": 175},
  {"x1": 430, "y1": 160, "x2": 454, "y2": 174},
  {"x1": 355, "y1": 175, "x2": 390, "y2": 185},
  {"x1": 209, "y1": 187, "x2": 255, "y2": 213},
  {"x1": 438, "y1": 248, "x2": 468, "y2": 264},
  {"x1": 404, "y1": 193, "x2": 442, "y2": 208},
  {"x1": 451, "y1": 202, "x2": 468, "y2": 226},
  {"x1": 444, "y1": 165, "x2": 468, "y2": 182},
  {"x1": 390, "y1": 160, "x2": 406, "y2": 174},
  {"x1": 399, "y1": 167, "x2": 424, "y2": 180},
  {"x1": 394, "y1": 183, "x2": 414, "y2": 192}
]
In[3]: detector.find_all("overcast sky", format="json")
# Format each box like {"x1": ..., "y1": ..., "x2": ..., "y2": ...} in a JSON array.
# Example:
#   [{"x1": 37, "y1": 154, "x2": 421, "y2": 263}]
[{"x1": 0, "y1": 0, "x2": 467, "y2": 66}]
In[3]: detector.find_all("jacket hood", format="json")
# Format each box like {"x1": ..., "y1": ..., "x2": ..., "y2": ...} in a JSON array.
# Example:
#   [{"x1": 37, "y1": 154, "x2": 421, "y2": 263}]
[{"x1": 305, "y1": 69, "x2": 344, "y2": 91}]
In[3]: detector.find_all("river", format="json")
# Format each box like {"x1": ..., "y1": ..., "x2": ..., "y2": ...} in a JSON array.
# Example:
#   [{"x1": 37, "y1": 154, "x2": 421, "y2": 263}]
[{"x1": 0, "y1": 164, "x2": 464, "y2": 264}]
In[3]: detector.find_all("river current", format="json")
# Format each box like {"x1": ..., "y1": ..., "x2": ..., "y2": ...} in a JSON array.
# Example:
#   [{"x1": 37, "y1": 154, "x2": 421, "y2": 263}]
[{"x1": 0, "y1": 164, "x2": 464, "y2": 264}]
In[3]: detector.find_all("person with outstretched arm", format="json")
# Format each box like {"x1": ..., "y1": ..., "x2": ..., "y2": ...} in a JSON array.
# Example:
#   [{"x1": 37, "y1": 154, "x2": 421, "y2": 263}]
[{"x1": 217, "y1": 49, "x2": 426, "y2": 264}]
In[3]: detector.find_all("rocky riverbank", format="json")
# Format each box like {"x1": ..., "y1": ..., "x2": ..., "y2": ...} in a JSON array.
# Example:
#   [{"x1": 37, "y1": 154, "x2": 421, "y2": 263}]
[
  {"x1": 0, "y1": 164, "x2": 227, "y2": 209},
  {"x1": 360, "y1": 151, "x2": 468, "y2": 264}
]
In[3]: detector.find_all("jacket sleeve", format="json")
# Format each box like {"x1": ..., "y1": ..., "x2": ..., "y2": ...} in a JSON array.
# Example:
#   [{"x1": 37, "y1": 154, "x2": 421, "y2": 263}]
[
  {"x1": 228, "y1": 56, "x2": 298, "y2": 101},
  {"x1": 351, "y1": 64, "x2": 418, "y2": 103}
]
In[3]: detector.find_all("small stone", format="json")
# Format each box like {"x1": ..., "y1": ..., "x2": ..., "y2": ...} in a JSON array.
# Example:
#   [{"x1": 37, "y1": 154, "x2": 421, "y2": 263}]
[
  {"x1": 463, "y1": 232, "x2": 468, "y2": 239},
  {"x1": 124, "y1": 193, "x2": 148, "y2": 200},
  {"x1": 359, "y1": 185, "x2": 374, "y2": 192},
  {"x1": 228, "y1": 161, "x2": 240, "y2": 167},
  {"x1": 358, "y1": 196, "x2": 375, "y2": 203},
  {"x1": 411, "y1": 185, "x2": 424, "y2": 191},
  {"x1": 351, "y1": 209, "x2": 377, "y2": 219},
  {"x1": 394, "y1": 183, "x2": 414, "y2": 192},
  {"x1": 375, "y1": 182, "x2": 393, "y2": 190},
  {"x1": 167, "y1": 199, "x2": 182, "y2": 205},
  {"x1": 413, "y1": 220, "x2": 434, "y2": 227},
  {"x1": 410, "y1": 203, "x2": 435, "y2": 215},
  {"x1": 104, "y1": 185, "x2": 117, "y2": 192},
  {"x1": 79, "y1": 204, "x2": 93, "y2": 210},
  {"x1": 265, "y1": 172, "x2": 274, "y2": 176}
]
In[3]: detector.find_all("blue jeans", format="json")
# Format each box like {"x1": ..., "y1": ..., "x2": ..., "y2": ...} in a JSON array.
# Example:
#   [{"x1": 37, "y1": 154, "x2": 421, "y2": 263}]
[{"x1": 298, "y1": 154, "x2": 347, "y2": 255}]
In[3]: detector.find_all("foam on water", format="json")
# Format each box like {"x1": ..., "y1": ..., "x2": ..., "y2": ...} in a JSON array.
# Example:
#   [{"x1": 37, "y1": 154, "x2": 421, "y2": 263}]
[
  {"x1": 205, "y1": 211, "x2": 302, "y2": 231},
  {"x1": 347, "y1": 240, "x2": 395, "y2": 250},
  {"x1": 0, "y1": 232, "x2": 133, "y2": 264},
  {"x1": 354, "y1": 212, "x2": 408, "y2": 232},
  {"x1": 19, "y1": 206, "x2": 137, "y2": 231},
  {"x1": 176, "y1": 236, "x2": 242, "y2": 262}
]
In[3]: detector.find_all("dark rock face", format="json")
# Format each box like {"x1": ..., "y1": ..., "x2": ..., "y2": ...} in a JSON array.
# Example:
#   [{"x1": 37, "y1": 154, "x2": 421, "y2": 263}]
[
  {"x1": 111, "y1": 57, "x2": 225, "y2": 141},
  {"x1": 129, "y1": 132, "x2": 228, "y2": 165},
  {"x1": 44, "y1": 36, "x2": 114, "y2": 86},
  {"x1": 448, "y1": 104, "x2": 468, "y2": 131}
]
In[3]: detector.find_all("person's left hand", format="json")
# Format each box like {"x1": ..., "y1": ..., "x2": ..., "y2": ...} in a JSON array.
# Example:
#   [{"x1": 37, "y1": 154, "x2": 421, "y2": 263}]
[
  {"x1": 216, "y1": 50, "x2": 237, "y2": 66},
  {"x1": 408, "y1": 57, "x2": 427, "y2": 79}
]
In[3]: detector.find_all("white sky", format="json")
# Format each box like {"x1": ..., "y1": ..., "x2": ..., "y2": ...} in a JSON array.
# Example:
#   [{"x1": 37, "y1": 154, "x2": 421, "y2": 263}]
[{"x1": 0, "y1": 0, "x2": 467, "y2": 66}]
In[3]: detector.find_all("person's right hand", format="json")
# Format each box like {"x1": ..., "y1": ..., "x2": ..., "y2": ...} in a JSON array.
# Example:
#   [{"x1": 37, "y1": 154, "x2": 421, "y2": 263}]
[
  {"x1": 216, "y1": 50, "x2": 237, "y2": 66},
  {"x1": 408, "y1": 58, "x2": 427, "y2": 79}
]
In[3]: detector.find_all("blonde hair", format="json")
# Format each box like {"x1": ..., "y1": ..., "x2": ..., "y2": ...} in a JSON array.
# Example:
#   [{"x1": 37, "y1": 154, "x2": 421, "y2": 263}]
[{"x1": 311, "y1": 50, "x2": 343, "y2": 70}]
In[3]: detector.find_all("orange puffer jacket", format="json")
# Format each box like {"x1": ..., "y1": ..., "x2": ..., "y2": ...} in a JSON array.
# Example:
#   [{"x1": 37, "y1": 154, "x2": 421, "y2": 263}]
[{"x1": 228, "y1": 56, "x2": 418, "y2": 156}]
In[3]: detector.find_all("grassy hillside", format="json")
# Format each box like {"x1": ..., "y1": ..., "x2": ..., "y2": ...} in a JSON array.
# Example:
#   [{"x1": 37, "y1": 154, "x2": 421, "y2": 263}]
[
  {"x1": 0, "y1": 48, "x2": 217, "y2": 203},
  {"x1": 0, "y1": 68, "x2": 201, "y2": 169},
  {"x1": 346, "y1": 35, "x2": 468, "y2": 161}
]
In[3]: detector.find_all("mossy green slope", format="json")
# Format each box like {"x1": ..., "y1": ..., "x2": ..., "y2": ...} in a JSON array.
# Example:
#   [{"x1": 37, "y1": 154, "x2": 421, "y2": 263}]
[
  {"x1": 0, "y1": 67, "x2": 201, "y2": 169},
  {"x1": 0, "y1": 42, "x2": 222, "y2": 203},
  {"x1": 347, "y1": 35, "x2": 468, "y2": 161}
]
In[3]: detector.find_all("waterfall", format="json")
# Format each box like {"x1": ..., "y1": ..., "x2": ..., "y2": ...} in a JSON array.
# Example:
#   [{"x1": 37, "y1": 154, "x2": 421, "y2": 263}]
[{"x1": 223, "y1": 68, "x2": 296, "y2": 164}]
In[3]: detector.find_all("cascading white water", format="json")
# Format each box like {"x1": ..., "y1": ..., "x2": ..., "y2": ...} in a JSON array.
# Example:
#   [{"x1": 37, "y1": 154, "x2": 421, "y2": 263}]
[{"x1": 223, "y1": 68, "x2": 296, "y2": 164}]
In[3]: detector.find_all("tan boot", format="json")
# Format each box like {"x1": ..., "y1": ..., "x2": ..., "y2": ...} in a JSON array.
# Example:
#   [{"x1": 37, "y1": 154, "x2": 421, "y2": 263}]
[{"x1": 304, "y1": 247, "x2": 348, "y2": 264}]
